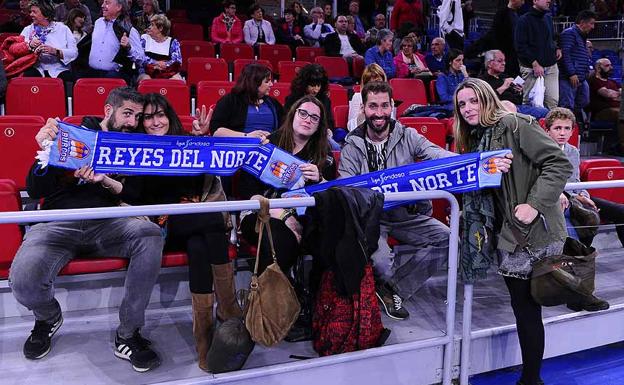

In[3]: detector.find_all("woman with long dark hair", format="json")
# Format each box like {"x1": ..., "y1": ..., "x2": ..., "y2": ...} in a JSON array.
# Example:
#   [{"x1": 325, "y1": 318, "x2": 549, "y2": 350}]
[
  {"x1": 121, "y1": 93, "x2": 240, "y2": 372},
  {"x1": 284, "y1": 63, "x2": 334, "y2": 129},
  {"x1": 454, "y1": 78, "x2": 572, "y2": 385}
]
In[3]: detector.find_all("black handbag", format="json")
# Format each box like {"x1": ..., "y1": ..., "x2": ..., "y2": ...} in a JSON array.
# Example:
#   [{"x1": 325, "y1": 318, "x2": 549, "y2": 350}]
[{"x1": 205, "y1": 318, "x2": 255, "y2": 373}]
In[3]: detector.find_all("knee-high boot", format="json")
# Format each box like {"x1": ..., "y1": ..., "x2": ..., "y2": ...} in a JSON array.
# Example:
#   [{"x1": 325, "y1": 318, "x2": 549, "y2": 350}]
[
  {"x1": 191, "y1": 293, "x2": 214, "y2": 371},
  {"x1": 212, "y1": 262, "x2": 243, "y2": 321}
]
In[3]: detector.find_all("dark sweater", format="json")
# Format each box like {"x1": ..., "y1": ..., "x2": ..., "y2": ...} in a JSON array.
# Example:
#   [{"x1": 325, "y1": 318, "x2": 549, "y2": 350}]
[
  {"x1": 27, "y1": 117, "x2": 121, "y2": 210},
  {"x1": 559, "y1": 25, "x2": 590, "y2": 81},
  {"x1": 514, "y1": 7, "x2": 557, "y2": 68},
  {"x1": 481, "y1": 72, "x2": 523, "y2": 105}
]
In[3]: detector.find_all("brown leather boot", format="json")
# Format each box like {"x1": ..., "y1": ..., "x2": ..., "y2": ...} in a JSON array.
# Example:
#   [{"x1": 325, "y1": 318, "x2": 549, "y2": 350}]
[
  {"x1": 191, "y1": 293, "x2": 214, "y2": 371},
  {"x1": 212, "y1": 262, "x2": 243, "y2": 321}
]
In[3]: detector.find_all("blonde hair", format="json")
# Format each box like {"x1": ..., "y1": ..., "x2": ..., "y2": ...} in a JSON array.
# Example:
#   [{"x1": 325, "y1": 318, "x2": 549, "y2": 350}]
[
  {"x1": 453, "y1": 78, "x2": 510, "y2": 153},
  {"x1": 361, "y1": 63, "x2": 387, "y2": 85}
]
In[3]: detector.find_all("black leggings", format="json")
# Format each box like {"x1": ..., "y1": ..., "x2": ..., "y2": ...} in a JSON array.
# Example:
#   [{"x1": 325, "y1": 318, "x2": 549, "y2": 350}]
[
  {"x1": 166, "y1": 212, "x2": 229, "y2": 294},
  {"x1": 504, "y1": 276, "x2": 544, "y2": 385},
  {"x1": 240, "y1": 214, "x2": 299, "y2": 275}
]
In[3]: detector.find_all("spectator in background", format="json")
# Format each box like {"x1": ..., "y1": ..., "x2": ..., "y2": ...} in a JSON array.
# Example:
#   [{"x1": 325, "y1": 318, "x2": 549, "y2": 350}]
[
  {"x1": 65, "y1": 6, "x2": 88, "y2": 43},
  {"x1": 347, "y1": 63, "x2": 395, "y2": 131},
  {"x1": 243, "y1": 4, "x2": 275, "y2": 47},
  {"x1": 324, "y1": 14, "x2": 366, "y2": 60},
  {"x1": 436, "y1": 49, "x2": 468, "y2": 110},
  {"x1": 323, "y1": 2, "x2": 334, "y2": 26},
  {"x1": 346, "y1": 15, "x2": 356, "y2": 34},
  {"x1": 284, "y1": 63, "x2": 335, "y2": 130},
  {"x1": 87, "y1": 0, "x2": 145, "y2": 83},
  {"x1": 588, "y1": 58, "x2": 621, "y2": 122},
  {"x1": 425, "y1": 37, "x2": 446, "y2": 76},
  {"x1": 211, "y1": 1, "x2": 243, "y2": 45},
  {"x1": 348, "y1": 0, "x2": 367, "y2": 40},
  {"x1": 133, "y1": 0, "x2": 160, "y2": 34},
  {"x1": 65, "y1": 7, "x2": 90, "y2": 76},
  {"x1": 364, "y1": 28, "x2": 395, "y2": 79},
  {"x1": 365, "y1": 13, "x2": 387, "y2": 47},
  {"x1": 276, "y1": 8, "x2": 305, "y2": 53},
  {"x1": 558, "y1": 10, "x2": 596, "y2": 121},
  {"x1": 394, "y1": 36, "x2": 431, "y2": 79},
  {"x1": 515, "y1": 0, "x2": 561, "y2": 109},
  {"x1": 303, "y1": 6, "x2": 334, "y2": 47},
  {"x1": 138, "y1": 14, "x2": 181, "y2": 80},
  {"x1": 292, "y1": 1, "x2": 309, "y2": 27},
  {"x1": 22, "y1": 0, "x2": 77, "y2": 82},
  {"x1": 54, "y1": 0, "x2": 93, "y2": 33},
  {"x1": 362, "y1": 0, "x2": 387, "y2": 26},
  {"x1": 480, "y1": 50, "x2": 548, "y2": 118},
  {"x1": 390, "y1": 0, "x2": 424, "y2": 35}
]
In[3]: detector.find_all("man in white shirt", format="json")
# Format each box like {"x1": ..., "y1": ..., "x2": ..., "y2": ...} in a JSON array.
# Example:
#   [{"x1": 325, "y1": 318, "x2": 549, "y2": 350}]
[{"x1": 324, "y1": 15, "x2": 365, "y2": 59}]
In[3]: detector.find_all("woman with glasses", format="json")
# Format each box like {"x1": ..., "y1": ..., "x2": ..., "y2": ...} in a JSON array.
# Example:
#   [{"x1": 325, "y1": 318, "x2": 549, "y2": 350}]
[
  {"x1": 211, "y1": 0, "x2": 243, "y2": 45},
  {"x1": 239, "y1": 95, "x2": 336, "y2": 276},
  {"x1": 394, "y1": 36, "x2": 431, "y2": 79}
]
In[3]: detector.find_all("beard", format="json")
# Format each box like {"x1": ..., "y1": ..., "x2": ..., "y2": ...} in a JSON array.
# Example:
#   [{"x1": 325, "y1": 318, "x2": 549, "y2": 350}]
[
  {"x1": 365, "y1": 114, "x2": 391, "y2": 134},
  {"x1": 600, "y1": 69, "x2": 613, "y2": 78},
  {"x1": 106, "y1": 113, "x2": 134, "y2": 132}
]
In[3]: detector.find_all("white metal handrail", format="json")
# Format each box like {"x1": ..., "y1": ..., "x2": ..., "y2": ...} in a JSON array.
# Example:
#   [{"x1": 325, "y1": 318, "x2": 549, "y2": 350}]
[
  {"x1": 0, "y1": 190, "x2": 461, "y2": 385},
  {"x1": 459, "y1": 179, "x2": 624, "y2": 385}
]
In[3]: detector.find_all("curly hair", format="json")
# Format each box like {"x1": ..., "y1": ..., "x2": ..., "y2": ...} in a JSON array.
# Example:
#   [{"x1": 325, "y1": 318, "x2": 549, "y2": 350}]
[
  {"x1": 289, "y1": 63, "x2": 328, "y2": 99},
  {"x1": 544, "y1": 107, "x2": 576, "y2": 130}
]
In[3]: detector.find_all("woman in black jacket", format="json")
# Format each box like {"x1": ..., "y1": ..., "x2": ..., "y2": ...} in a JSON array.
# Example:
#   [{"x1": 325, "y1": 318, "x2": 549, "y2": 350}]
[{"x1": 284, "y1": 63, "x2": 335, "y2": 130}]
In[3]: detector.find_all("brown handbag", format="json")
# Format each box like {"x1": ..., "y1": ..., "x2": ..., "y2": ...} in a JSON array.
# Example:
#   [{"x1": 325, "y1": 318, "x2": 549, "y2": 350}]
[{"x1": 244, "y1": 197, "x2": 300, "y2": 346}]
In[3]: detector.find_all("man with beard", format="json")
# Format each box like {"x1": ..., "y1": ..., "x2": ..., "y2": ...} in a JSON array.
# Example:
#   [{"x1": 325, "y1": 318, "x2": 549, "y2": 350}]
[
  {"x1": 589, "y1": 58, "x2": 624, "y2": 152},
  {"x1": 338, "y1": 81, "x2": 456, "y2": 320},
  {"x1": 9, "y1": 87, "x2": 164, "y2": 372}
]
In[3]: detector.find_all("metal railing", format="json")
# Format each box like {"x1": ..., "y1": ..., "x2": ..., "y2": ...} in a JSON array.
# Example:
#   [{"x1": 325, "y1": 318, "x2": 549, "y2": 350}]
[
  {"x1": 0, "y1": 190, "x2": 461, "y2": 385},
  {"x1": 459, "y1": 179, "x2": 624, "y2": 385}
]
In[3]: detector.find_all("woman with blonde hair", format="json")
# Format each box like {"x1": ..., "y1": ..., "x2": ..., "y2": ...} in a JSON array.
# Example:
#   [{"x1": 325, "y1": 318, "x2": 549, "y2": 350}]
[
  {"x1": 347, "y1": 63, "x2": 396, "y2": 131},
  {"x1": 454, "y1": 78, "x2": 572, "y2": 385}
]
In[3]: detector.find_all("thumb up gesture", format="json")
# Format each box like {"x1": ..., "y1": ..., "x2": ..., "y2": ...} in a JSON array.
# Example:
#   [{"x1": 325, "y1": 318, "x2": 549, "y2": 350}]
[{"x1": 120, "y1": 32, "x2": 130, "y2": 48}]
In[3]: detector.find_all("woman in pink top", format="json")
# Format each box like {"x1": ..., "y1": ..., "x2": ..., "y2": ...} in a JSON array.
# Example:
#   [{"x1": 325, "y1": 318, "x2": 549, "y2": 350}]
[
  {"x1": 211, "y1": 0, "x2": 243, "y2": 44},
  {"x1": 393, "y1": 36, "x2": 431, "y2": 79}
]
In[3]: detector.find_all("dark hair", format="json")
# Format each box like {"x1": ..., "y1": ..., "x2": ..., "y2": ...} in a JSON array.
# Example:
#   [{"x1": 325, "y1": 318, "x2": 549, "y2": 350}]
[
  {"x1": 249, "y1": 4, "x2": 263, "y2": 16},
  {"x1": 576, "y1": 10, "x2": 597, "y2": 24},
  {"x1": 446, "y1": 48, "x2": 463, "y2": 71},
  {"x1": 277, "y1": 95, "x2": 329, "y2": 172},
  {"x1": 361, "y1": 81, "x2": 393, "y2": 105},
  {"x1": 139, "y1": 93, "x2": 185, "y2": 136},
  {"x1": 232, "y1": 63, "x2": 272, "y2": 105},
  {"x1": 65, "y1": 7, "x2": 86, "y2": 31},
  {"x1": 28, "y1": 0, "x2": 55, "y2": 21},
  {"x1": 283, "y1": 8, "x2": 295, "y2": 17},
  {"x1": 290, "y1": 63, "x2": 328, "y2": 99},
  {"x1": 105, "y1": 86, "x2": 144, "y2": 109},
  {"x1": 222, "y1": 0, "x2": 235, "y2": 9}
]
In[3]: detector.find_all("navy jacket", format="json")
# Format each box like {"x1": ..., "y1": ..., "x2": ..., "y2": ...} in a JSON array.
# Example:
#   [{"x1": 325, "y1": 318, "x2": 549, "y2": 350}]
[
  {"x1": 514, "y1": 8, "x2": 557, "y2": 68},
  {"x1": 559, "y1": 25, "x2": 590, "y2": 81}
]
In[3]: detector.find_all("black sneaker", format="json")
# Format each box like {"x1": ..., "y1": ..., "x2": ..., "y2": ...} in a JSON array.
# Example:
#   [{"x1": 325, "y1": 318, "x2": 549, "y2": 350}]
[
  {"x1": 376, "y1": 283, "x2": 409, "y2": 320},
  {"x1": 23, "y1": 315, "x2": 63, "y2": 360},
  {"x1": 114, "y1": 329, "x2": 161, "y2": 372}
]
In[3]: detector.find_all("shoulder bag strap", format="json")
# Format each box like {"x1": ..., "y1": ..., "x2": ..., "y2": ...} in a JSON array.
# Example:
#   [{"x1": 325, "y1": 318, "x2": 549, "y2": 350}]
[{"x1": 252, "y1": 197, "x2": 277, "y2": 278}]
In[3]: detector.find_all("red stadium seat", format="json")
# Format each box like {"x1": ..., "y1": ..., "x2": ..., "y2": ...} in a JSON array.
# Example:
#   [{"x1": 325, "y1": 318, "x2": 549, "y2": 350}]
[
  {"x1": 399, "y1": 117, "x2": 439, "y2": 124},
  {"x1": 180, "y1": 40, "x2": 216, "y2": 72},
  {"x1": 390, "y1": 78, "x2": 427, "y2": 105},
  {"x1": 580, "y1": 159, "x2": 622, "y2": 180},
  {"x1": 0, "y1": 115, "x2": 45, "y2": 125},
  {"x1": 161, "y1": 251, "x2": 189, "y2": 267},
  {"x1": 220, "y1": 43, "x2": 254, "y2": 64},
  {"x1": 0, "y1": 182, "x2": 22, "y2": 279},
  {"x1": 296, "y1": 46, "x2": 324, "y2": 62},
  {"x1": 196, "y1": 81, "x2": 235, "y2": 113},
  {"x1": 166, "y1": 9, "x2": 187, "y2": 19},
  {"x1": 59, "y1": 257, "x2": 129, "y2": 275},
  {"x1": 137, "y1": 79, "x2": 191, "y2": 115},
  {"x1": 268, "y1": 82, "x2": 290, "y2": 105},
  {"x1": 6, "y1": 77, "x2": 66, "y2": 119},
  {"x1": 72, "y1": 78, "x2": 126, "y2": 116},
  {"x1": 399, "y1": 119, "x2": 446, "y2": 148},
  {"x1": 277, "y1": 60, "x2": 309, "y2": 83},
  {"x1": 428, "y1": 79, "x2": 438, "y2": 103},
  {"x1": 314, "y1": 56, "x2": 349, "y2": 79},
  {"x1": 232, "y1": 59, "x2": 272, "y2": 81},
  {"x1": 327, "y1": 83, "x2": 348, "y2": 107},
  {"x1": 179, "y1": 115, "x2": 196, "y2": 133},
  {"x1": 187, "y1": 57, "x2": 229, "y2": 86},
  {"x1": 0, "y1": 121, "x2": 42, "y2": 189},
  {"x1": 333, "y1": 105, "x2": 349, "y2": 129},
  {"x1": 259, "y1": 44, "x2": 293, "y2": 73},
  {"x1": 585, "y1": 166, "x2": 624, "y2": 203},
  {"x1": 332, "y1": 150, "x2": 341, "y2": 178},
  {"x1": 352, "y1": 55, "x2": 365, "y2": 79},
  {"x1": 171, "y1": 22, "x2": 203, "y2": 41}
]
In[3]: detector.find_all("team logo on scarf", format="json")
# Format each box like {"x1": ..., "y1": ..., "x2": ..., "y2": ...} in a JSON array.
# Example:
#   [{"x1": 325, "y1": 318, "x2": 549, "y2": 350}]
[{"x1": 57, "y1": 129, "x2": 90, "y2": 162}]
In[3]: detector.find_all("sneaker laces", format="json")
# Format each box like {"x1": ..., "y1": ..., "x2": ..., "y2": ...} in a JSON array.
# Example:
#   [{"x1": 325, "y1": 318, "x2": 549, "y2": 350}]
[{"x1": 392, "y1": 294, "x2": 403, "y2": 310}]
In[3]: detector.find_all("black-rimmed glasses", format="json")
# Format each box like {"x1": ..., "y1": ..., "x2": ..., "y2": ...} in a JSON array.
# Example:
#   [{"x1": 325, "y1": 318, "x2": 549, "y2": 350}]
[{"x1": 296, "y1": 109, "x2": 321, "y2": 124}]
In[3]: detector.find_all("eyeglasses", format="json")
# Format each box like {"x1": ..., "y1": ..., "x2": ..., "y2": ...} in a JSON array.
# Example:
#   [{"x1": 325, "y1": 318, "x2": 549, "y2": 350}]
[{"x1": 296, "y1": 109, "x2": 321, "y2": 124}]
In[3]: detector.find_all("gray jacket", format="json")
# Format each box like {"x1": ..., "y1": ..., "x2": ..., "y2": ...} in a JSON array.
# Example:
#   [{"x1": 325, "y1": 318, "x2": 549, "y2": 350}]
[{"x1": 338, "y1": 121, "x2": 456, "y2": 217}]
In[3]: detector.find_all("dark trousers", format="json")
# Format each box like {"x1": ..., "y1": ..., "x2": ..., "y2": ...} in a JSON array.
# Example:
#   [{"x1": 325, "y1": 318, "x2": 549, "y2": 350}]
[
  {"x1": 240, "y1": 214, "x2": 299, "y2": 275},
  {"x1": 504, "y1": 276, "x2": 544, "y2": 385},
  {"x1": 593, "y1": 196, "x2": 624, "y2": 247},
  {"x1": 166, "y1": 212, "x2": 229, "y2": 294}
]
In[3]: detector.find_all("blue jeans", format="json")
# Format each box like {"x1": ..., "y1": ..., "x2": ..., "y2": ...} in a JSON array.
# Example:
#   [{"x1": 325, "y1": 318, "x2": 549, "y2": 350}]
[
  {"x1": 9, "y1": 218, "x2": 163, "y2": 338},
  {"x1": 517, "y1": 104, "x2": 549, "y2": 119},
  {"x1": 558, "y1": 79, "x2": 589, "y2": 110}
]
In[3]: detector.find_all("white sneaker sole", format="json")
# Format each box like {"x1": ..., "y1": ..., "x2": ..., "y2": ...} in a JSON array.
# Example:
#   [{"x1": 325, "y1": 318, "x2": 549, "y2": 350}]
[
  {"x1": 25, "y1": 316, "x2": 64, "y2": 360},
  {"x1": 375, "y1": 291, "x2": 409, "y2": 321},
  {"x1": 114, "y1": 349, "x2": 159, "y2": 372}
]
